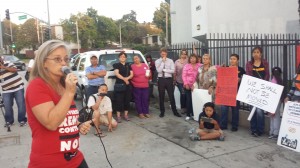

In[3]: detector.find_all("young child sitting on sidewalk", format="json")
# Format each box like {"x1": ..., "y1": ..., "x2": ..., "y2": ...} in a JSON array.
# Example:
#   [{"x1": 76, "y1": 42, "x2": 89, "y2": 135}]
[{"x1": 190, "y1": 102, "x2": 224, "y2": 141}]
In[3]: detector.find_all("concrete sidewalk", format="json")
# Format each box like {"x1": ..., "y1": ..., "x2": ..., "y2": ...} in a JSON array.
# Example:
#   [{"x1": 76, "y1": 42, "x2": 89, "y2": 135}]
[{"x1": 0, "y1": 99, "x2": 300, "y2": 168}]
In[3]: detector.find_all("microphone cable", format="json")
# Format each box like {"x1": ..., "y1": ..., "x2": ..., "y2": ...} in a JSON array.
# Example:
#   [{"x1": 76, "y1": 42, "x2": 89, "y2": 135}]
[{"x1": 90, "y1": 120, "x2": 113, "y2": 168}]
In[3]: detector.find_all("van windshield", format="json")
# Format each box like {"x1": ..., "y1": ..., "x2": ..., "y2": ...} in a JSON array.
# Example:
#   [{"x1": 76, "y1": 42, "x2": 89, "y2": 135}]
[{"x1": 99, "y1": 53, "x2": 144, "y2": 71}]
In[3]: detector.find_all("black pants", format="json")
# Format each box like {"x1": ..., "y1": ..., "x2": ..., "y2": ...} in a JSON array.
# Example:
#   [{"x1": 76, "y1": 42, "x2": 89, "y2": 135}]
[
  {"x1": 158, "y1": 77, "x2": 177, "y2": 114},
  {"x1": 78, "y1": 159, "x2": 89, "y2": 168},
  {"x1": 114, "y1": 85, "x2": 132, "y2": 112},
  {"x1": 185, "y1": 89, "x2": 193, "y2": 117}
]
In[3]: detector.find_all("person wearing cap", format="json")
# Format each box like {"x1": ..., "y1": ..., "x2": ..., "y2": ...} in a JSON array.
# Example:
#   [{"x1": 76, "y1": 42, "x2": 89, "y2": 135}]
[{"x1": 85, "y1": 55, "x2": 106, "y2": 102}]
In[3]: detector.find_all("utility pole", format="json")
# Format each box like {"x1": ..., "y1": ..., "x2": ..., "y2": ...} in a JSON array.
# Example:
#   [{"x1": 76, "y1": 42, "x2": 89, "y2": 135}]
[
  {"x1": 119, "y1": 24, "x2": 122, "y2": 48},
  {"x1": 47, "y1": 0, "x2": 51, "y2": 39},
  {"x1": 165, "y1": 10, "x2": 168, "y2": 47},
  {"x1": 36, "y1": 19, "x2": 40, "y2": 43},
  {"x1": 0, "y1": 15, "x2": 3, "y2": 53},
  {"x1": 75, "y1": 21, "x2": 80, "y2": 54}
]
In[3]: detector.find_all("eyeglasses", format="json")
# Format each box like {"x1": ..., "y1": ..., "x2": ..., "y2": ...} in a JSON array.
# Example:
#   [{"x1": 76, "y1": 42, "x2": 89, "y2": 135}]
[{"x1": 46, "y1": 57, "x2": 70, "y2": 63}]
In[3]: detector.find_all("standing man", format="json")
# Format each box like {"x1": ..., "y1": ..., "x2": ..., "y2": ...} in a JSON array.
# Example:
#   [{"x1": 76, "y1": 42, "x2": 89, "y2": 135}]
[
  {"x1": 85, "y1": 55, "x2": 106, "y2": 101},
  {"x1": 0, "y1": 56, "x2": 27, "y2": 127},
  {"x1": 155, "y1": 48, "x2": 182, "y2": 118}
]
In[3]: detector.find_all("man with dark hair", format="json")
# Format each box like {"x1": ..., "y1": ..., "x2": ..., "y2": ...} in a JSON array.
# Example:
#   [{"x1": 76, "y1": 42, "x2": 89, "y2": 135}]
[
  {"x1": 0, "y1": 56, "x2": 27, "y2": 127},
  {"x1": 85, "y1": 55, "x2": 106, "y2": 102},
  {"x1": 155, "y1": 48, "x2": 182, "y2": 118}
]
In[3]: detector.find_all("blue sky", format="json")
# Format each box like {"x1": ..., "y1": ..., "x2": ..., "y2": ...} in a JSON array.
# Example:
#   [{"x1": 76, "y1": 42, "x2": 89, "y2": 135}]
[{"x1": 1, "y1": 0, "x2": 164, "y2": 24}]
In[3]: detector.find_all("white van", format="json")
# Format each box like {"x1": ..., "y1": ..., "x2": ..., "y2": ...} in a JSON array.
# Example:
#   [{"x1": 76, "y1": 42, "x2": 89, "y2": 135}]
[{"x1": 71, "y1": 49, "x2": 147, "y2": 107}]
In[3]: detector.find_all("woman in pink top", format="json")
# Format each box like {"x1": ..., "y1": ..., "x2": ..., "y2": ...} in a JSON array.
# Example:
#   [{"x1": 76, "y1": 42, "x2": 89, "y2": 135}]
[
  {"x1": 131, "y1": 55, "x2": 151, "y2": 119},
  {"x1": 182, "y1": 54, "x2": 201, "y2": 120},
  {"x1": 174, "y1": 49, "x2": 188, "y2": 113}
]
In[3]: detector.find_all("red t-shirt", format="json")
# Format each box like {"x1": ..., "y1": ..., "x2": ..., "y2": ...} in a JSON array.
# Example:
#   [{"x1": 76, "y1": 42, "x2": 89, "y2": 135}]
[
  {"x1": 131, "y1": 63, "x2": 149, "y2": 88},
  {"x1": 26, "y1": 78, "x2": 83, "y2": 168}
]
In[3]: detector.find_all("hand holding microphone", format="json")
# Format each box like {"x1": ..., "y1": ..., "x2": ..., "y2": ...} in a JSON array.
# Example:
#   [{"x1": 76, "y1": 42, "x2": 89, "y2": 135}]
[{"x1": 61, "y1": 66, "x2": 79, "y2": 94}]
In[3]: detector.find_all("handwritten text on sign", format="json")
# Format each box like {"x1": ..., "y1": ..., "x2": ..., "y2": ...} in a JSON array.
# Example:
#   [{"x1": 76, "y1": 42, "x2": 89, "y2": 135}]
[
  {"x1": 277, "y1": 101, "x2": 300, "y2": 152},
  {"x1": 236, "y1": 75, "x2": 284, "y2": 113},
  {"x1": 215, "y1": 67, "x2": 238, "y2": 106}
]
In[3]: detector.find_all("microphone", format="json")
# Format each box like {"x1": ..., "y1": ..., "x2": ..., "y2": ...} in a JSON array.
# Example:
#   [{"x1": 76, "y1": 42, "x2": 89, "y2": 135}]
[{"x1": 61, "y1": 66, "x2": 80, "y2": 87}]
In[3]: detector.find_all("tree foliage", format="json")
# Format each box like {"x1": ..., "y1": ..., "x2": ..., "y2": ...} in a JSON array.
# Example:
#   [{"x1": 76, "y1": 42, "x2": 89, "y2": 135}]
[
  {"x1": 16, "y1": 18, "x2": 39, "y2": 50},
  {"x1": 2, "y1": 7, "x2": 165, "y2": 52},
  {"x1": 153, "y1": 2, "x2": 171, "y2": 45}
]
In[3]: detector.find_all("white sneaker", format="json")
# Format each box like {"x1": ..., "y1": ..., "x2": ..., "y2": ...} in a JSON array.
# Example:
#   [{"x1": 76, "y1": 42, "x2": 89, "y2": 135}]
[{"x1": 185, "y1": 116, "x2": 190, "y2": 121}]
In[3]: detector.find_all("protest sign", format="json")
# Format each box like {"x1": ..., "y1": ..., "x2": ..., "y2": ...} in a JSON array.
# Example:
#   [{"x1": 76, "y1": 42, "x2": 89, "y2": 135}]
[
  {"x1": 237, "y1": 75, "x2": 284, "y2": 113},
  {"x1": 215, "y1": 67, "x2": 238, "y2": 106},
  {"x1": 174, "y1": 86, "x2": 181, "y2": 109},
  {"x1": 277, "y1": 101, "x2": 300, "y2": 152},
  {"x1": 192, "y1": 89, "x2": 212, "y2": 121}
]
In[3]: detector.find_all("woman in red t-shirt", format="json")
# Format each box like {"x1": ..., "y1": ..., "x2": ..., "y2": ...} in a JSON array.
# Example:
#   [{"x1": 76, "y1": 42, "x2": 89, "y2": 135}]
[
  {"x1": 131, "y1": 55, "x2": 151, "y2": 119},
  {"x1": 26, "y1": 40, "x2": 91, "y2": 168}
]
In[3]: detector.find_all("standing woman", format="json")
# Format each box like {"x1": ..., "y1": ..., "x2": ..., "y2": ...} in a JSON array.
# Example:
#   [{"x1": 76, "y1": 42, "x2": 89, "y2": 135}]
[
  {"x1": 146, "y1": 55, "x2": 156, "y2": 98},
  {"x1": 174, "y1": 49, "x2": 188, "y2": 113},
  {"x1": 196, "y1": 54, "x2": 218, "y2": 101},
  {"x1": 182, "y1": 54, "x2": 201, "y2": 120},
  {"x1": 246, "y1": 46, "x2": 270, "y2": 137},
  {"x1": 113, "y1": 52, "x2": 133, "y2": 123},
  {"x1": 25, "y1": 40, "x2": 91, "y2": 168},
  {"x1": 131, "y1": 55, "x2": 151, "y2": 119}
]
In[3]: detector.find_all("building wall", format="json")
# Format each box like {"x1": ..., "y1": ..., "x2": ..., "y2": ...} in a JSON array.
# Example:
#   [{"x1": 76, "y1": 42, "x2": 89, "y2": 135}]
[
  {"x1": 171, "y1": 0, "x2": 300, "y2": 43},
  {"x1": 170, "y1": 0, "x2": 198, "y2": 44},
  {"x1": 193, "y1": 0, "x2": 300, "y2": 38},
  {"x1": 52, "y1": 25, "x2": 64, "y2": 40}
]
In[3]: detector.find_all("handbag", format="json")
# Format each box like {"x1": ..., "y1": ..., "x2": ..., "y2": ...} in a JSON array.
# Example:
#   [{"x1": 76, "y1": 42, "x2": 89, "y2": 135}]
[
  {"x1": 114, "y1": 83, "x2": 127, "y2": 92},
  {"x1": 78, "y1": 95, "x2": 96, "y2": 122},
  {"x1": 114, "y1": 63, "x2": 129, "y2": 92},
  {"x1": 25, "y1": 71, "x2": 30, "y2": 81}
]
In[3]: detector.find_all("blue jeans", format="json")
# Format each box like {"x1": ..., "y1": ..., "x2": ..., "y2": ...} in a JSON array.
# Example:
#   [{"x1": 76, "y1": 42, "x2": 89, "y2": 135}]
[
  {"x1": 250, "y1": 107, "x2": 265, "y2": 134},
  {"x1": 220, "y1": 101, "x2": 240, "y2": 129},
  {"x1": 176, "y1": 82, "x2": 186, "y2": 109},
  {"x1": 3, "y1": 88, "x2": 27, "y2": 124}
]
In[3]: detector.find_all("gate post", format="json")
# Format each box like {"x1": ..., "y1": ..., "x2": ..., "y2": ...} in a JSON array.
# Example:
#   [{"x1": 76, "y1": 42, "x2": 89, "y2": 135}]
[{"x1": 283, "y1": 44, "x2": 288, "y2": 87}]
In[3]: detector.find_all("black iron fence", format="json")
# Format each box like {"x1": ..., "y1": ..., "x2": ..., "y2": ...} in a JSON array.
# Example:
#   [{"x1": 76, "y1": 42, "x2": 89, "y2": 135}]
[
  {"x1": 171, "y1": 33, "x2": 300, "y2": 83},
  {"x1": 170, "y1": 33, "x2": 300, "y2": 111}
]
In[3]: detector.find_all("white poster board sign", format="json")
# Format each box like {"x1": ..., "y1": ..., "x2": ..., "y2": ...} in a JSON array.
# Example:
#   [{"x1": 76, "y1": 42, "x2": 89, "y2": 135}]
[
  {"x1": 192, "y1": 89, "x2": 212, "y2": 121},
  {"x1": 174, "y1": 86, "x2": 181, "y2": 110},
  {"x1": 237, "y1": 75, "x2": 284, "y2": 113},
  {"x1": 277, "y1": 101, "x2": 300, "y2": 152}
]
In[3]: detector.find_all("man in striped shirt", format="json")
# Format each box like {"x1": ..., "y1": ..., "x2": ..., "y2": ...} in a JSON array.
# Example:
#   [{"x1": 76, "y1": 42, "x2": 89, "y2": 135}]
[{"x1": 0, "y1": 56, "x2": 27, "y2": 127}]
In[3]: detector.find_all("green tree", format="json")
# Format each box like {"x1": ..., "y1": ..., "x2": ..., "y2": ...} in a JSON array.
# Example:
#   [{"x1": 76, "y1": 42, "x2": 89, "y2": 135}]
[
  {"x1": 1, "y1": 20, "x2": 19, "y2": 52},
  {"x1": 86, "y1": 7, "x2": 118, "y2": 48},
  {"x1": 153, "y1": 2, "x2": 171, "y2": 45},
  {"x1": 15, "y1": 18, "x2": 39, "y2": 51},
  {"x1": 61, "y1": 13, "x2": 97, "y2": 49}
]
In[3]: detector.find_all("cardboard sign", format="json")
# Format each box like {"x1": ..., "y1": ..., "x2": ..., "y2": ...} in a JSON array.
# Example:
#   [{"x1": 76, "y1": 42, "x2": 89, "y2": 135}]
[
  {"x1": 237, "y1": 75, "x2": 284, "y2": 113},
  {"x1": 192, "y1": 89, "x2": 212, "y2": 121},
  {"x1": 215, "y1": 67, "x2": 238, "y2": 106},
  {"x1": 277, "y1": 101, "x2": 300, "y2": 152}
]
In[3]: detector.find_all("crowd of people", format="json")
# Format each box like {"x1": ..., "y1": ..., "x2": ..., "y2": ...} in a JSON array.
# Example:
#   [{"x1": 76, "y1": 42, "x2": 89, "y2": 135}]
[{"x1": 2, "y1": 39, "x2": 300, "y2": 167}]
